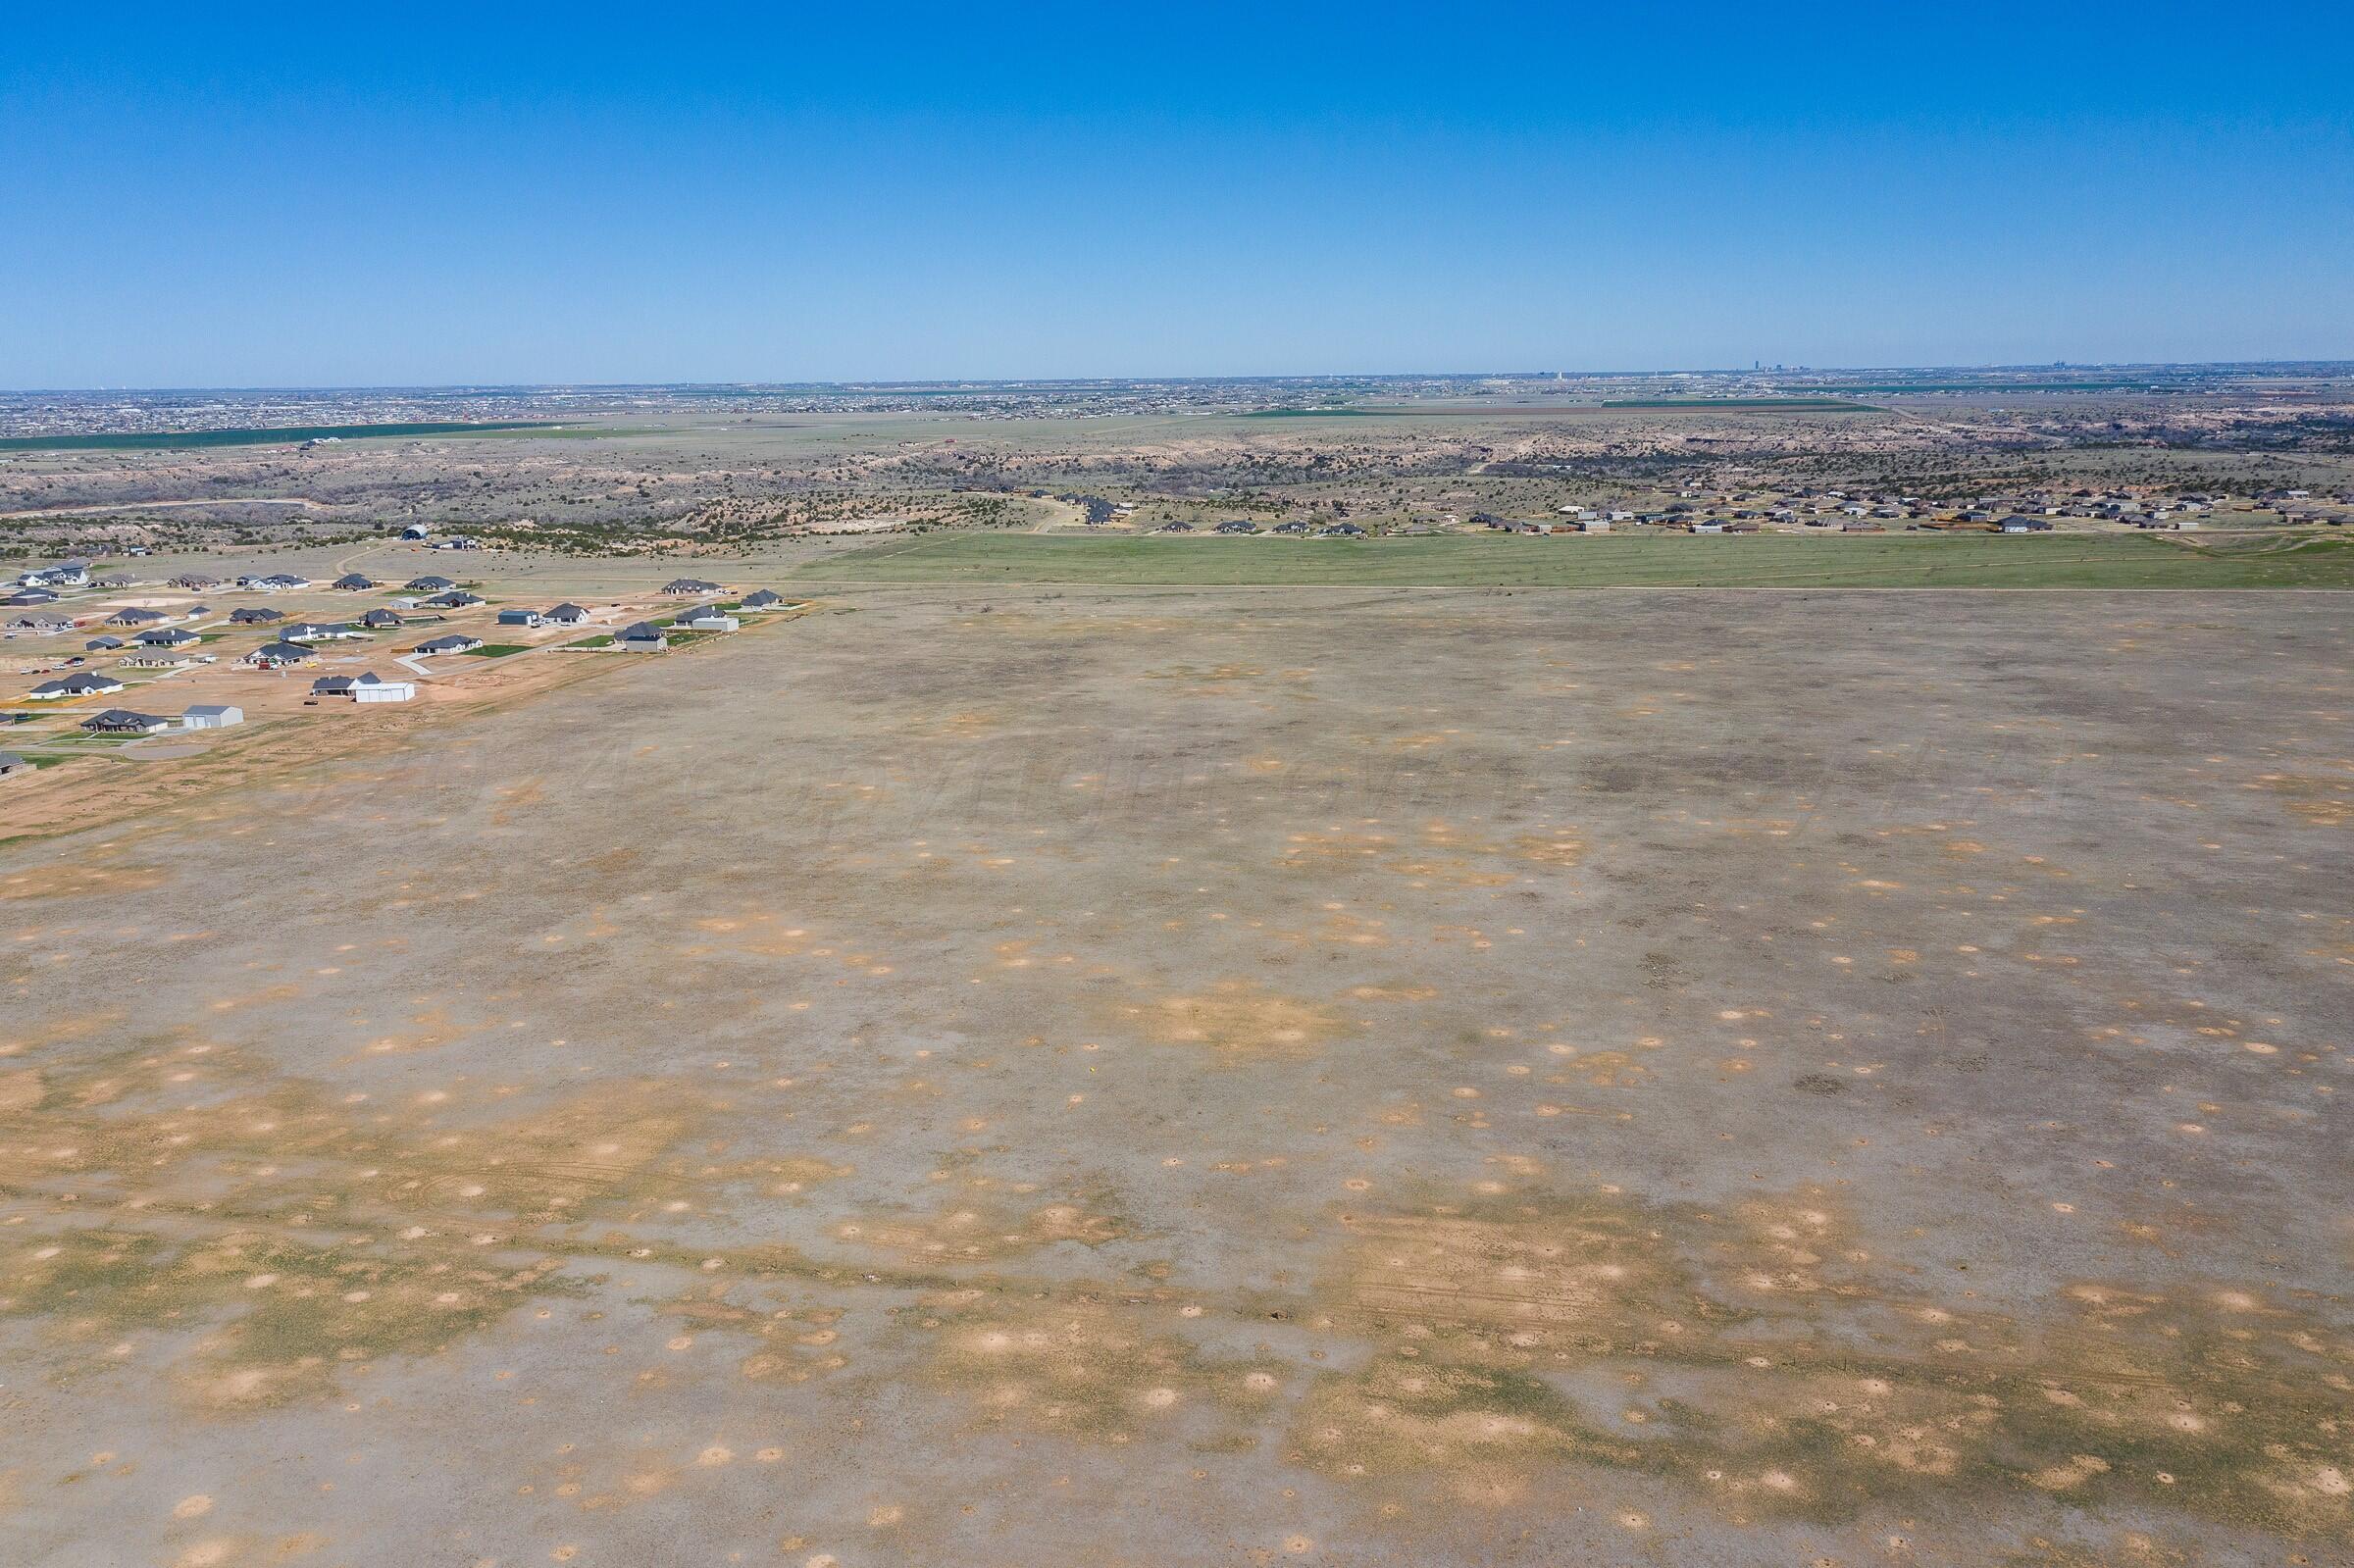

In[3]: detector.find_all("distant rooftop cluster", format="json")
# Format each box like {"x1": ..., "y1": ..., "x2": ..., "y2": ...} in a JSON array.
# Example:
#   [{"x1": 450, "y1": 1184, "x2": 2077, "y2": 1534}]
[{"x1": 7, "y1": 363, "x2": 2354, "y2": 441}]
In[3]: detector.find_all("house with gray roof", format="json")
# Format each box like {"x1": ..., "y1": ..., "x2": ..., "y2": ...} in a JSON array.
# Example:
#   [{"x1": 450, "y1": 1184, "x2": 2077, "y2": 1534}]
[
  {"x1": 80, "y1": 708, "x2": 172, "y2": 735},
  {"x1": 27, "y1": 671, "x2": 124, "y2": 700}
]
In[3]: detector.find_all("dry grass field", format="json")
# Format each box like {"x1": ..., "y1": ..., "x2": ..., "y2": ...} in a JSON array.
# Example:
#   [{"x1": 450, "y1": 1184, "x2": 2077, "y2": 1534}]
[{"x1": 2, "y1": 585, "x2": 2349, "y2": 1567}]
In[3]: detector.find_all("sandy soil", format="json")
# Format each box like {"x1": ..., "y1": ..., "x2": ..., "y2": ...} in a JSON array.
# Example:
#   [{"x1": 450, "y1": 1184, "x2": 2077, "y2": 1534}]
[{"x1": 0, "y1": 588, "x2": 2348, "y2": 1567}]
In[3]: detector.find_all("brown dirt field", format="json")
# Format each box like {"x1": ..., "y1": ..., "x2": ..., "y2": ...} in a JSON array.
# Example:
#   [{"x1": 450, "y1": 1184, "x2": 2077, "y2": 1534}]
[{"x1": 0, "y1": 586, "x2": 2347, "y2": 1567}]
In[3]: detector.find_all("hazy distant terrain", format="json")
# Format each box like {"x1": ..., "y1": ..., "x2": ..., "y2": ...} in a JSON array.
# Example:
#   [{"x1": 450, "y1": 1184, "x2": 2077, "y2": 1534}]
[{"x1": 2, "y1": 368, "x2": 2349, "y2": 568}]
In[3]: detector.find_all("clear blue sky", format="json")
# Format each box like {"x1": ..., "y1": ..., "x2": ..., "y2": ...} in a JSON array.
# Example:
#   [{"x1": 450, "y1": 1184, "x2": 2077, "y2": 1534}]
[{"x1": 4, "y1": 2, "x2": 2349, "y2": 387}]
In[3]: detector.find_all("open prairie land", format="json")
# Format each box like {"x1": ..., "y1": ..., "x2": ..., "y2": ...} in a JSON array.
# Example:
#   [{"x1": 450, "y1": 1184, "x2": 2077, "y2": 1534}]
[
  {"x1": 789, "y1": 531, "x2": 2354, "y2": 589},
  {"x1": 3, "y1": 586, "x2": 2348, "y2": 1567}
]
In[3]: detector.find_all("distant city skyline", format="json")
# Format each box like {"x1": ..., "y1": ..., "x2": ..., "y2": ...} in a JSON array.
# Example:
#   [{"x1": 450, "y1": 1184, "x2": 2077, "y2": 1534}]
[{"x1": 5, "y1": 2, "x2": 2349, "y2": 388}]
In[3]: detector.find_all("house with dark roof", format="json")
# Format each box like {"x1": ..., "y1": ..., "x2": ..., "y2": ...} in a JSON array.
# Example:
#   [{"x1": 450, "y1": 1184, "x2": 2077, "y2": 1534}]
[
  {"x1": 738, "y1": 590, "x2": 784, "y2": 611},
  {"x1": 333, "y1": 574, "x2": 378, "y2": 590},
  {"x1": 414, "y1": 633, "x2": 482, "y2": 655},
  {"x1": 106, "y1": 607, "x2": 168, "y2": 628},
  {"x1": 80, "y1": 708, "x2": 172, "y2": 735},
  {"x1": 404, "y1": 576, "x2": 457, "y2": 592},
  {"x1": 359, "y1": 608, "x2": 404, "y2": 630},
  {"x1": 544, "y1": 603, "x2": 589, "y2": 626},
  {"x1": 0, "y1": 752, "x2": 32, "y2": 780},
  {"x1": 244, "y1": 640, "x2": 318, "y2": 667},
  {"x1": 616, "y1": 622, "x2": 667, "y2": 651},
  {"x1": 422, "y1": 590, "x2": 483, "y2": 608},
  {"x1": 661, "y1": 579, "x2": 722, "y2": 595},
  {"x1": 229, "y1": 606, "x2": 286, "y2": 626},
  {"x1": 27, "y1": 672, "x2": 124, "y2": 700},
  {"x1": 133, "y1": 627, "x2": 200, "y2": 648},
  {"x1": 313, "y1": 672, "x2": 415, "y2": 702}
]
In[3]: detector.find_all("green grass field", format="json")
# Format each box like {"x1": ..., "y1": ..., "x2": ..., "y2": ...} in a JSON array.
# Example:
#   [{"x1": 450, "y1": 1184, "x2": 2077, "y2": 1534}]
[{"x1": 786, "y1": 531, "x2": 2354, "y2": 590}]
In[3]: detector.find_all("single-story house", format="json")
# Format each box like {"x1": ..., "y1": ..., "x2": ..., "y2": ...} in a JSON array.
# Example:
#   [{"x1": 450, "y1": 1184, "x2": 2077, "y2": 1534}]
[
  {"x1": 229, "y1": 607, "x2": 286, "y2": 625},
  {"x1": 170, "y1": 574, "x2": 223, "y2": 590},
  {"x1": 1997, "y1": 515, "x2": 2054, "y2": 533},
  {"x1": 661, "y1": 579, "x2": 722, "y2": 595},
  {"x1": 543, "y1": 603, "x2": 589, "y2": 626},
  {"x1": 616, "y1": 622, "x2": 667, "y2": 651},
  {"x1": 738, "y1": 590, "x2": 784, "y2": 611},
  {"x1": 422, "y1": 590, "x2": 483, "y2": 608},
  {"x1": 0, "y1": 752, "x2": 32, "y2": 780},
  {"x1": 181, "y1": 704, "x2": 243, "y2": 729},
  {"x1": 245, "y1": 640, "x2": 318, "y2": 667},
  {"x1": 26, "y1": 672, "x2": 124, "y2": 700},
  {"x1": 404, "y1": 575, "x2": 457, "y2": 592},
  {"x1": 1271, "y1": 521, "x2": 1308, "y2": 534},
  {"x1": 333, "y1": 574, "x2": 378, "y2": 590},
  {"x1": 315, "y1": 672, "x2": 415, "y2": 702},
  {"x1": 358, "y1": 609, "x2": 404, "y2": 630},
  {"x1": 80, "y1": 708, "x2": 173, "y2": 735},
  {"x1": 133, "y1": 627, "x2": 200, "y2": 648},
  {"x1": 413, "y1": 634, "x2": 482, "y2": 655},
  {"x1": 10, "y1": 613, "x2": 76, "y2": 633},
  {"x1": 496, "y1": 608, "x2": 543, "y2": 628},
  {"x1": 106, "y1": 606, "x2": 168, "y2": 627}
]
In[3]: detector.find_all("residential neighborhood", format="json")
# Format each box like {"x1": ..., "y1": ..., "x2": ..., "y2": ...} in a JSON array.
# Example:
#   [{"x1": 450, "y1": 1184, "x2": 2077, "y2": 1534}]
[{"x1": 3, "y1": 556, "x2": 801, "y2": 776}]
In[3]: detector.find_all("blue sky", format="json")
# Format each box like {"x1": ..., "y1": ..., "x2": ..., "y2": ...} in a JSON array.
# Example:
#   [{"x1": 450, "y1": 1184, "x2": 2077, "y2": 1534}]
[{"x1": 3, "y1": 2, "x2": 2349, "y2": 387}]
